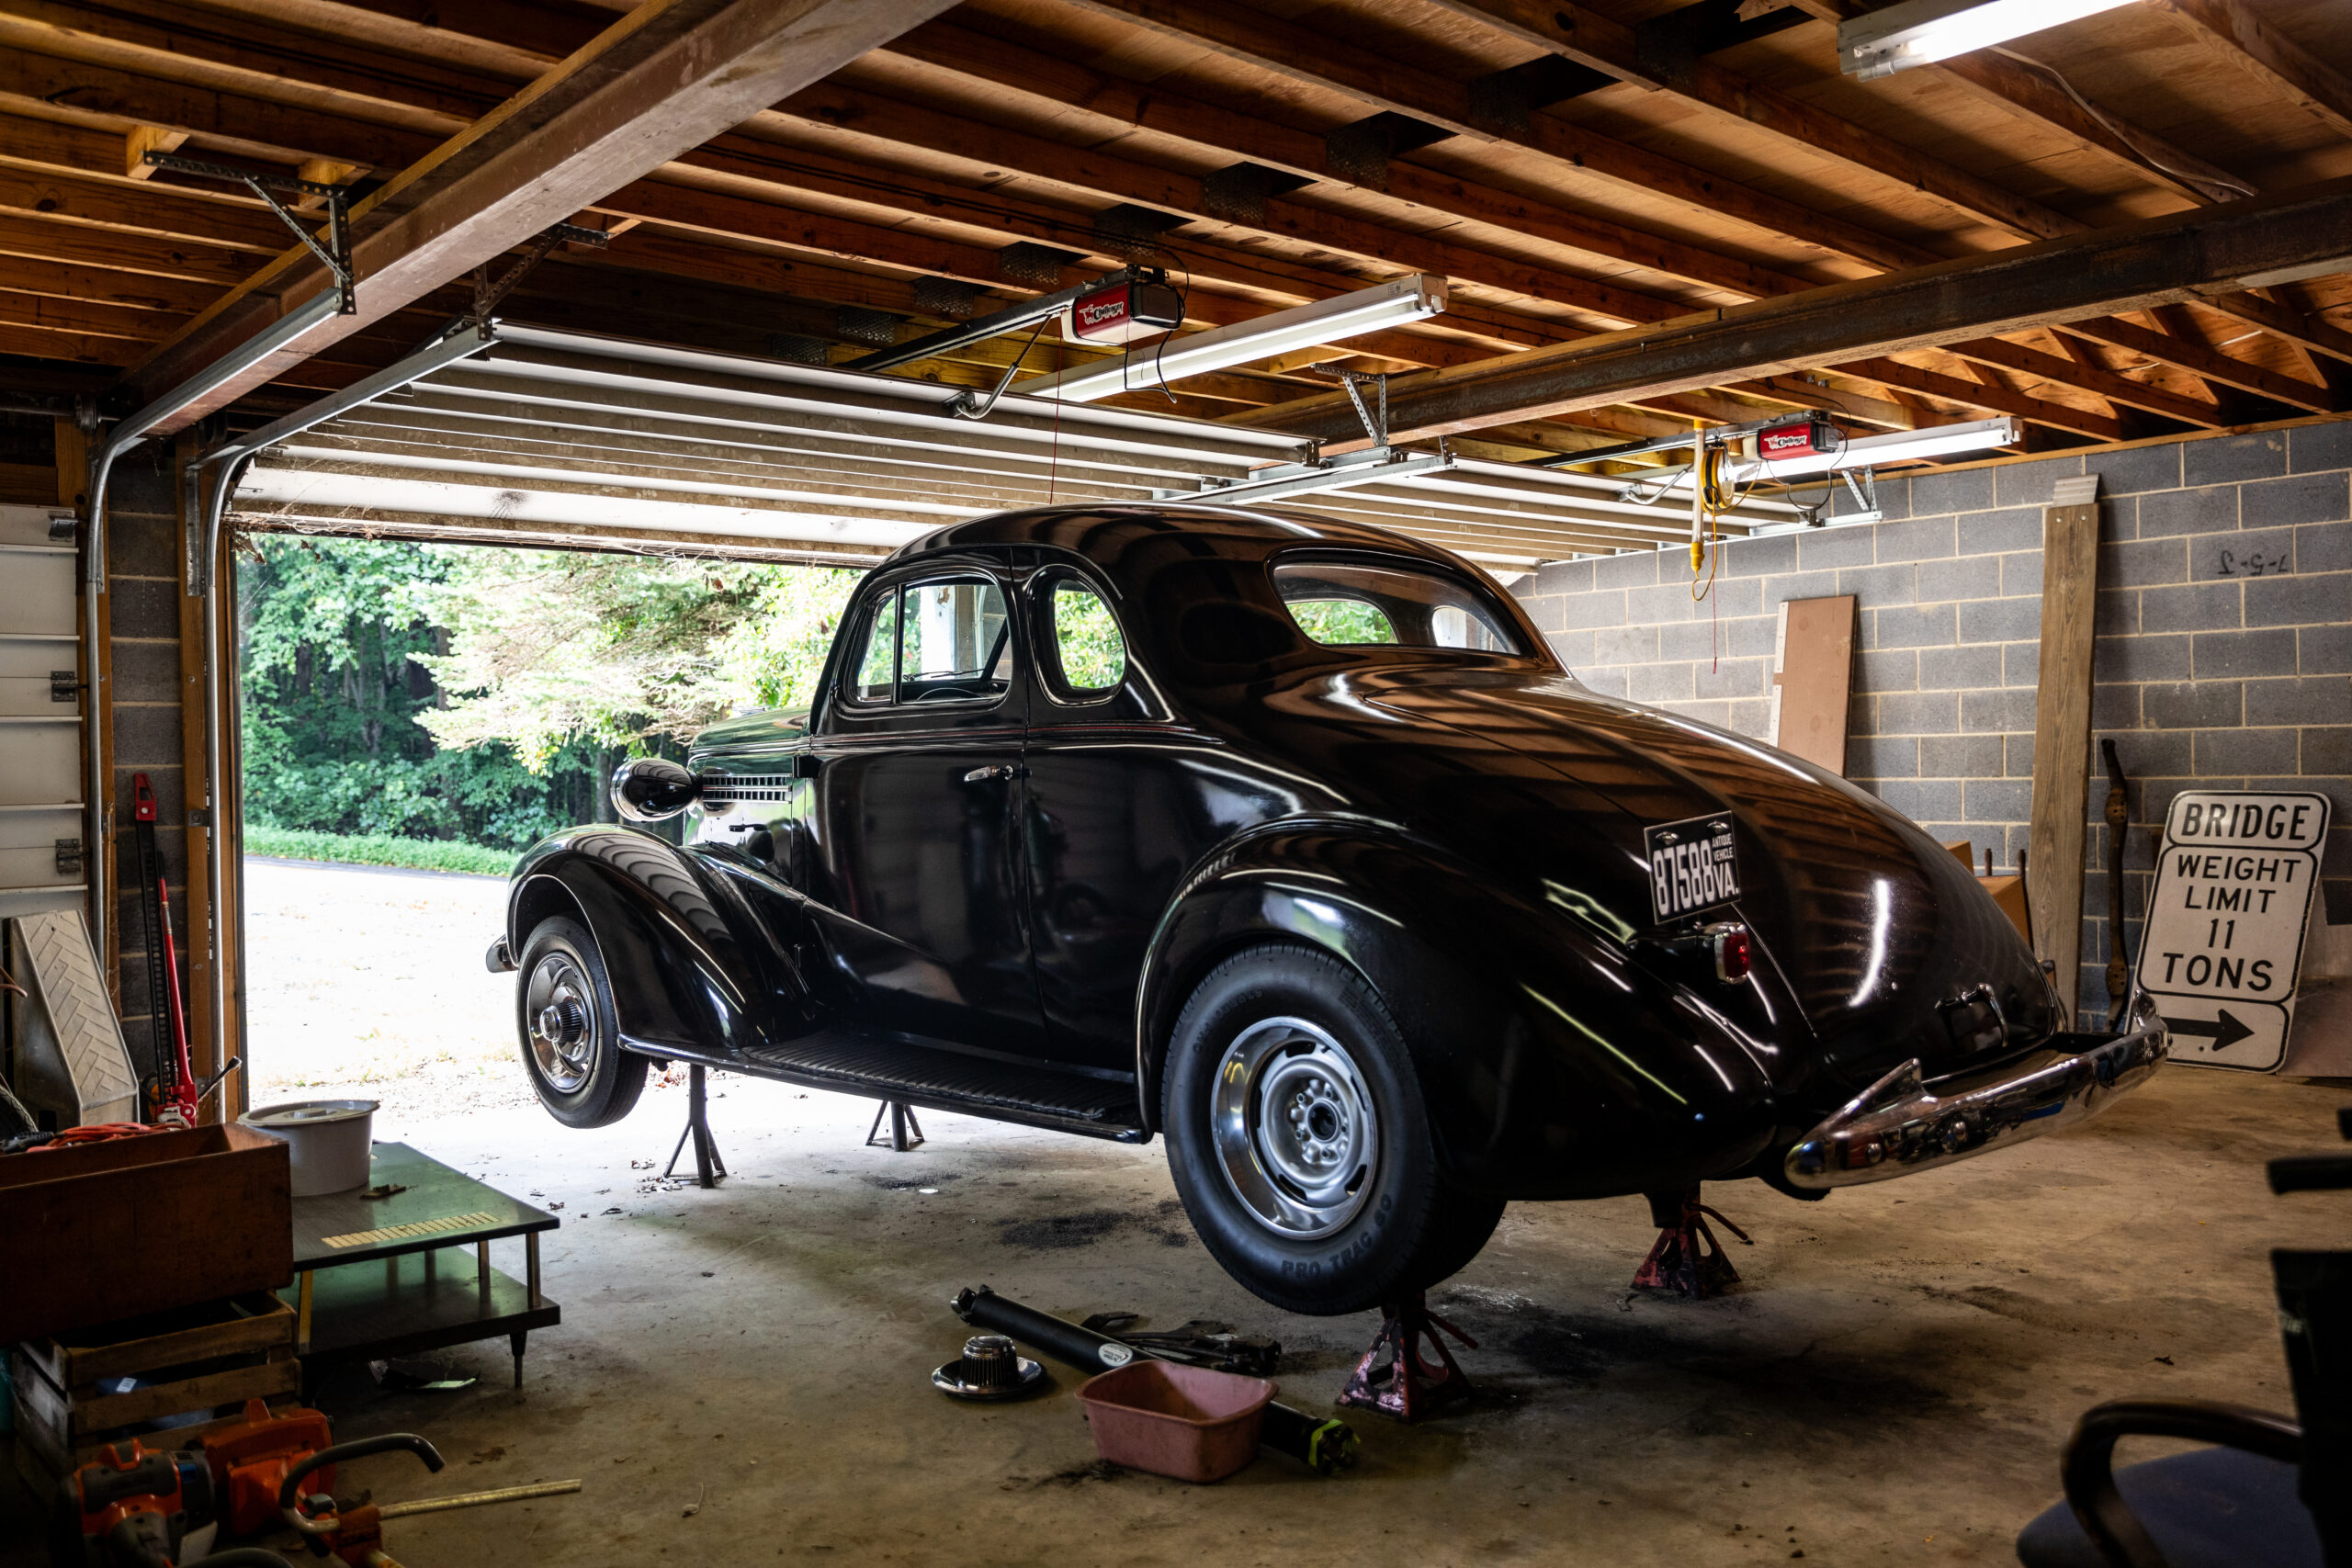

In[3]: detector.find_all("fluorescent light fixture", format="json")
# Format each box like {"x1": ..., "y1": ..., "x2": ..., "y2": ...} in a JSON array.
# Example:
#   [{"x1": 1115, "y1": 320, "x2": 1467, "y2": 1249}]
[
  {"x1": 1635, "y1": 417, "x2": 2023, "y2": 501},
  {"x1": 1838, "y1": 0, "x2": 2135, "y2": 80},
  {"x1": 1017, "y1": 275, "x2": 1446, "y2": 402}
]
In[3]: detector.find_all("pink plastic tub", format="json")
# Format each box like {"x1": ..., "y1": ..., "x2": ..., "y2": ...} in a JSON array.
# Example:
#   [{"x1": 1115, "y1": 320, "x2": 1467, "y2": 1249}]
[{"x1": 1075, "y1": 1360, "x2": 1277, "y2": 1483}]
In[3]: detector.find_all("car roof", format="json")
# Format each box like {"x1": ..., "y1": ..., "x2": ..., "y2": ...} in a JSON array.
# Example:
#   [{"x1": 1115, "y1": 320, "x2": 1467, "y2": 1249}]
[{"x1": 886, "y1": 503, "x2": 1480, "y2": 574}]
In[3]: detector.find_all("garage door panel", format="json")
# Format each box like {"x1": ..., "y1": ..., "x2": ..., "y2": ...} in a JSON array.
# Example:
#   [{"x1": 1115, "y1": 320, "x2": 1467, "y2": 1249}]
[{"x1": 0, "y1": 723, "x2": 82, "y2": 803}]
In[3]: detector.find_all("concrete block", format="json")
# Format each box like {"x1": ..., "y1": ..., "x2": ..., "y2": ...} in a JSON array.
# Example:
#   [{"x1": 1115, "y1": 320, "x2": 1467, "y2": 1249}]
[
  {"x1": 2099, "y1": 632, "x2": 2188, "y2": 682},
  {"x1": 1666, "y1": 699, "x2": 1732, "y2": 728},
  {"x1": 1878, "y1": 689, "x2": 1959, "y2": 735},
  {"x1": 2305, "y1": 727, "x2": 2352, "y2": 776},
  {"x1": 1577, "y1": 667, "x2": 1630, "y2": 697},
  {"x1": 2245, "y1": 473, "x2": 2349, "y2": 528},
  {"x1": 2100, "y1": 537, "x2": 2187, "y2": 588},
  {"x1": 109, "y1": 638, "x2": 182, "y2": 705},
  {"x1": 1593, "y1": 549, "x2": 1661, "y2": 591},
  {"x1": 1761, "y1": 569, "x2": 1842, "y2": 608},
  {"x1": 2192, "y1": 524, "x2": 2295, "y2": 581},
  {"x1": 1727, "y1": 698, "x2": 1771, "y2": 739},
  {"x1": 1533, "y1": 558, "x2": 1595, "y2": 595},
  {"x1": 2137, "y1": 486, "x2": 2239, "y2": 537},
  {"x1": 1876, "y1": 778, "x2": 1962, "y2": 823},
  {"x1": 1959, "y1": 596, "x2": 2041, "y2": 644},
  {"x1": 2139, "y1": 581, "x2": 2241, "y2": 631},
  {"x1": 2107, "y1": 729, "x2": 2188, "y2": 778},
  {"x1": 1873, "y1": 603, "x2": 1957, "y2": 649},
  {"x1": 1523, "y1": 595, "x2": 1568, "y2": 634},
  {"x1": 2101, "y1": 496, "x2": 2139, "y2": 544},
  {"x1": 2289, "y1": 420, "x2": 2352, "y2": 475},
  {"x1": 2001, "y1": 551, "x2": 2044, "y2": 597},
  {"x1": 2091, "y1": 682, "x2": 2142, "y2": 730},
  {"x1": 1916, "y1": 553, "x2": 2002, "y2": 604},
  {"x1": 1963, "y1": 686, "x2": 2038, "y2": 733},
  {"x1": 1657, "y1": 618, "x2": 1727, "y2": 661},
  {"x1": 1628, "y1": 583, "x2": 1705, "y2": 623},
  {"x1": 2191, "y1": 626, "x2": 2300, "y2": 680},
  {"x1": 1869, "y1": 474, "x2": 1913, "y2": 521},
  {"x1": 2005, "y1": 639, "x2": 2046, "y2": 687},
  {"x1": 1876, "y1": 515, "x2": 1956, "y2": 562},
  {"x1": 1547, "y1": 629, "x2": 1596, "y2": 669},
  {"x1": 2095, "y1": 590, "x2": 2139, "y2": 637},
  {"x1": 2299, "y1": 520, "x2": 2352, "y2": 574},
  {"x1": 1798, "y1": 525, "x2": 1877, "y2": 570},
  {"x1": 2246, "y1": 675, "x2": 2352, "y2": 727},
  {"x1": 1595, "y1": 625, "x2": 1661, "y2": 665},
  {"x1": 2197, "y1": 726, "x2": 2299, "y2": 775},
  {"x1": 2184, "y1": 431, "x2": 2288, "y2": 487},
  {"x1": 1729, "y1": 615, "x2": 1780, "y2": 658},
  {"x1": 2007, "y1": 732, "x2": 2037, "y2": 776},
  {"x1": 108, "y1": 511, "x2": 180, "y2": 579},
  {"x1": 2089, "y1": 441, "x2": 2182, "y2": 495},
  {"x1": 2246, "y1": 571, "x2": 2352, "y2": 628},
  {"x1": 1839, "y1": 561, "x2": 1917, "y2": 608},
  {"x1": 1956, "y1": 506, "x2": 2046, "y2": 556},
  {"x1": 1919, "y1": 643, "x2": 2003, "y2": 690},
  {"x1": 1857, "y1": 648, "x2": 1918, "y2": 694},
  {"x1": 1994, "y1": 455, "x2": 2086, "y2": 510},
  {"x1": 1920, "y1": 734, "x2": 2003, "y2": 778},
  {"x1": 1695, "y1": 658, "x2": 1769, "y2": 700},
  {"x1": 2303, "y1": 624, "x2": 2352, "y2": 674},
  {"x1": 1629, "y1": 661, "x2": 1696, "y2": 702},
  {"x1": 1850, "y1": 735, "x2": 1919, "y2": 779},
  {"x1": 1702, "y1": 576, "x2": 1763, "y2": 618},
  {"x1": 2143, "y1": 680, "x2": 2243, "y2": 729},
  {"x1": 1909, "y1": 467, "x2": 1995, "y2": 517},
  {"x1": 1965, "y1": 778, "x2": 2033, "y2": 822},
  {"x1": 1561, "y1": 592, "x2": 1629, "y2": 629},
  {"x1": 1724, "y1": 532, "x2": 1799, "y2": 578},
  {"x1": 111, "y1": 702, "x2": 187, "y2": 768},
  {"x1": 107, "y1": 577, "x2": 182, "y2": 639}
]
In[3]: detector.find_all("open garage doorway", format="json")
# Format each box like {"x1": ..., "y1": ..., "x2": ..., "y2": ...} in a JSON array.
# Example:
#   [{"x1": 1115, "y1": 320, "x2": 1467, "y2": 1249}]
[{"x1": 231, "y1": 531, "x2": 861, "y2": 1116}]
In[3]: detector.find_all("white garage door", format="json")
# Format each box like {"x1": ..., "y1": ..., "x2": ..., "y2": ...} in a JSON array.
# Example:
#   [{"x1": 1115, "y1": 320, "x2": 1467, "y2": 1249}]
[{"x1": 0, "y1": 503, "x2": 86, "y2": 920}]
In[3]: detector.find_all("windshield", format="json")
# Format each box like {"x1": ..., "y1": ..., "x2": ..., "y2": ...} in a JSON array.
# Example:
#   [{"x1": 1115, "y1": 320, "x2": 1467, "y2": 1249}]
[{"x1": 1272, "y1": 557, "x2": 1523, "y2": 654}]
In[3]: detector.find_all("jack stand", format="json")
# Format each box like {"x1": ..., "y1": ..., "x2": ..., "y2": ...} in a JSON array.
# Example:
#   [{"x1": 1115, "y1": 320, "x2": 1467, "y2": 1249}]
[
  {"x1": 865, "y1": 1100, "x2": 924, "y2": 1152},
  {"x1": 1337, "y1": 1292, "x2": 1476, "y2": 1422},
  {"x1": 662, "y1": 1064, "x2": 726, "y2": 1188},
  {"x1": 1633, "y1": 1187, "x2": 1752, "y2": 1299}
]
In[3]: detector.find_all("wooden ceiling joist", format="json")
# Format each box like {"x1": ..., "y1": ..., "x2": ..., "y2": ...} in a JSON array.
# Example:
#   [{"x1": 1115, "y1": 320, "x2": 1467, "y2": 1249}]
[
  {"x1": 123, "y1": 0, "x2": 967, "y2": 424},
  {"x1": 1247, "y1": 180, "x2": 2352, "y2": 446},
  {"x1": 2154, "y1": 0, "x2": 2352, "y2": 141}
]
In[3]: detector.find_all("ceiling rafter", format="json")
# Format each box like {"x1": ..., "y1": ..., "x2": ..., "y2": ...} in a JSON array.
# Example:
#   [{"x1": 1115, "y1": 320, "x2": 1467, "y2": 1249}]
[{"x1": 2152, "y1": 0, "x2": 2352, "y2": 141}]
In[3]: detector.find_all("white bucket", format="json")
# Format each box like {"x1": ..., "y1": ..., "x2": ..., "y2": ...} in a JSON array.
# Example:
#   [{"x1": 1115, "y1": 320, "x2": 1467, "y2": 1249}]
[{"x1": 240, "y1": 1100, "x2": 379, "y2": 1196}]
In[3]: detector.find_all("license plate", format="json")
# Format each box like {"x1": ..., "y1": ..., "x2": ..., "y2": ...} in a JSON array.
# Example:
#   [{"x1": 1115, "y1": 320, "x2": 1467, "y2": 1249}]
[{"x1": 1645, "y1": 813, "x2": 1741, "y2": 922}]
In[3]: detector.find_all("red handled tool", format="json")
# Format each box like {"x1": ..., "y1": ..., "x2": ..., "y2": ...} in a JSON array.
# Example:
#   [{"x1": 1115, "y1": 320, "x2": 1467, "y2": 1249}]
[{"x1": 130, "y1": 773, "x2": 198, "y2": 1124}]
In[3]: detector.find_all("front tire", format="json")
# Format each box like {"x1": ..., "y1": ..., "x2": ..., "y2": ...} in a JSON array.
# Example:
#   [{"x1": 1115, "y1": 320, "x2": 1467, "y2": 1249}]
[
  {"x1": 515, "y1": 916, "x2": 647, "y2": 1129},
  {"x1": 1161, "y1": 944, "x2": 1503, "y2": 1315}
]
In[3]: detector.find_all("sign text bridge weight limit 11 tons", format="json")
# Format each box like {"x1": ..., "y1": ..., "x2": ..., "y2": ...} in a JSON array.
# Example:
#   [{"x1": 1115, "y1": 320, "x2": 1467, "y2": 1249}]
[{"x1": 2136, "y1": 791, "x2": 2332, "y2": 1073}]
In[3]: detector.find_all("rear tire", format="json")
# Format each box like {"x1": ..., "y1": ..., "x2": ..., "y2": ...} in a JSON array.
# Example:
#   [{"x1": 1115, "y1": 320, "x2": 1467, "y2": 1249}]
[
  {"x1": 1160, "y1": 943, "x2": 1503, "y2": 1315},
  {"x1": 515, "y1": 916, "x2": 647, "y2": 1129}
]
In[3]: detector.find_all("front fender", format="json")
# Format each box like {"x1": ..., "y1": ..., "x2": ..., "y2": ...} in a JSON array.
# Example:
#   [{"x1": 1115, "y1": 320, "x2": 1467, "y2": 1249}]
[
  {"x1": 1135, "y1": 824, "x2": 1780, "y2": 1199},
  {"x1": 505, "y1": 827, "x2": 823, "y2": 1058}
]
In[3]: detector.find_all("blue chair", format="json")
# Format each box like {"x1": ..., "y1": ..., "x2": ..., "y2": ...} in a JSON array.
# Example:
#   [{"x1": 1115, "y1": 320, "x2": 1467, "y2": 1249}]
[{"x1": 2016, "y1": 1124, "x2": 2352, "y2": 1568}]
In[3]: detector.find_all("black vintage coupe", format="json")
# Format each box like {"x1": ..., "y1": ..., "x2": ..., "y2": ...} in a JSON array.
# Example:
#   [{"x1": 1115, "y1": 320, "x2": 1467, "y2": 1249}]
[{"x1": 491, "y1": 506, "x2": 2165, "y2": 1315}]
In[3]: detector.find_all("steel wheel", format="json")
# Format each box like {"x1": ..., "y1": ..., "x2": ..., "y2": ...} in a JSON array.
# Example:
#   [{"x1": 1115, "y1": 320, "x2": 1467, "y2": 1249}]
[
  {"x1": 525, "y1": 951, "x2": 597, "y2": 1093},
  {"x1": 1211, "y1": 1015, "x2": 1382, "y2": 1240}
]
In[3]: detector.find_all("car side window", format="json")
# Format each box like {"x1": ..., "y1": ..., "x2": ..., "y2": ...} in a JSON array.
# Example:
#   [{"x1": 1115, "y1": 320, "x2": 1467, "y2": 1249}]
[
  {"x1": 1045, "y1": 577, "x2": 1127, "y2": 699},
  {"x1": 1285, "y1": 595, "x2": 1397, "y2": 647},
  {"x1": 848, "y1": 592, "x2": 899, "y2": 704}
]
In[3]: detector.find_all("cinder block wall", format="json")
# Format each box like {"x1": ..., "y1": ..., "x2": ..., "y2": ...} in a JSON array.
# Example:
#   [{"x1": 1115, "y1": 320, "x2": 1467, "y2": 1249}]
[{"x1": 1512, "y1": 422, "x2": 2351, "y2": 1021}]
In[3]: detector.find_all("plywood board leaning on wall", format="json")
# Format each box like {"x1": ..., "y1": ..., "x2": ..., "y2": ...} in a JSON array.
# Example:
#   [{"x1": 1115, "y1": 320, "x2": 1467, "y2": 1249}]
[{"x1": 1770, "y1": 594, "x2": 1857, "y2": 776}]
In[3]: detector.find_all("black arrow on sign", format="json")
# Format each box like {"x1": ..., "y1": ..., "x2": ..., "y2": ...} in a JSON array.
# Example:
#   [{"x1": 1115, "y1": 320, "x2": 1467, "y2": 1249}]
[{"x1": 2163, "y1": 1010, "x2": 2255, "y2": 1050}]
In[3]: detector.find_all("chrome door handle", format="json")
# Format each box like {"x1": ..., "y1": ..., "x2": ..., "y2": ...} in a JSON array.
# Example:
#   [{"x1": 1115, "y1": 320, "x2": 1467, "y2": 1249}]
[{"x1": 961, "y1": 763, "x2": 1024, "y2": 783}]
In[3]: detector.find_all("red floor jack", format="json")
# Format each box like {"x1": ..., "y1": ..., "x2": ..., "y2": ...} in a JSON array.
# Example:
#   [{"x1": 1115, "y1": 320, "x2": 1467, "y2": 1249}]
[{"x1": 1633, "y1": 1186, "x2": 1754, "y2": 1299}]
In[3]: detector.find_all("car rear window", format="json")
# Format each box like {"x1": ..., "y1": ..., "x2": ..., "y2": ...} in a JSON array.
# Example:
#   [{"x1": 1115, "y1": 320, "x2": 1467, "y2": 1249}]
[{"x1": 1272, "y1": 558, "x2": 1522, "y2": 654}]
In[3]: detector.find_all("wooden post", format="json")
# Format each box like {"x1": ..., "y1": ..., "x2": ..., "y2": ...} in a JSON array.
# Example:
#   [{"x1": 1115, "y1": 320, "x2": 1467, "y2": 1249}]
[{"x1": 2027, "y1": 476, "x2": 2103, "y2": 1020}]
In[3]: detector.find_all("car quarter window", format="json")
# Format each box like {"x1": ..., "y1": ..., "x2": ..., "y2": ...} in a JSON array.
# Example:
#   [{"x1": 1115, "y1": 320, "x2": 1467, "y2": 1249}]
[
  {"x1": 848, "y1": 591, "x2": 899, "y2": 704},
  {"x1": 1272, "y1": 557, "x2": 1522, "y2": 654},
  {"x1": 842, "y1": 575, "x2": 1013, "y2": 707},
  {"x1": 1044, "y1": 575, "x2": 1127, "y2": 699}
]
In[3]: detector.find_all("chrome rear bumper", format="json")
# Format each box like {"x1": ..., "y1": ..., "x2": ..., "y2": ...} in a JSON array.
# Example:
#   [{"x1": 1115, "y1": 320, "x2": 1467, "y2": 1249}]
[{"x1": 1783, "y1": 992, "x2": 2168, "y2": 1190}]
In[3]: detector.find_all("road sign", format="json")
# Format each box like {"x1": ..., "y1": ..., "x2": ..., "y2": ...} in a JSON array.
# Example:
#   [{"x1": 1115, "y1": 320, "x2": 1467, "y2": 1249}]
[{"x1": 2137, "y1": 790, "x2": 2333, "y2": 1072}]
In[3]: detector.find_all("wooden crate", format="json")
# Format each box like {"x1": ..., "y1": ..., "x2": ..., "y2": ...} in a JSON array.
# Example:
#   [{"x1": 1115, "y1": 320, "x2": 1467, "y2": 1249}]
[
  {"x1": 0, "y1": 1123, "x2": 291, "y2": 1344},
  {"x1": 9, "y1": 1292, "x2": 299, "y2": 1481}
]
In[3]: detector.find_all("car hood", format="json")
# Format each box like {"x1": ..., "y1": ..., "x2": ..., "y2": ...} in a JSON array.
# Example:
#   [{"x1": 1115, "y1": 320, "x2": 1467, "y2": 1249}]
[{"x1": 1257, "y1": 665, "x2": 2058, "y2": 1094}]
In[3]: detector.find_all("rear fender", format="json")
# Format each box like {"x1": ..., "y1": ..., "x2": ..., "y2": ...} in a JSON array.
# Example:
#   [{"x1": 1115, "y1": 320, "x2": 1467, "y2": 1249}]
[
  {"x1": 506, "y1": 827, "x2": 822, "y2": 1058},
  {"x1": 1135, "y1": 825, "x2": 1779, "y2": 1198}
]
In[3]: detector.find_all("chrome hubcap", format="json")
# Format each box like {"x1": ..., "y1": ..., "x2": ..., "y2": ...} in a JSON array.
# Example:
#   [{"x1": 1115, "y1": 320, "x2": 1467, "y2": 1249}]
[
  {"x1": 524, "y1": 954, "x2": 596, "y2": 1093},
  {"x1": 1211, "y1": 1017, "x2": 1380, "y2": 1240}
]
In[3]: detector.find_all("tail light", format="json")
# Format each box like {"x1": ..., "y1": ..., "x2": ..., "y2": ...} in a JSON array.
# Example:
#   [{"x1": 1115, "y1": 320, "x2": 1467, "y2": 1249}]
[{"x1": 1706, "y1": 922, "x2": 1751, "y2": 983}]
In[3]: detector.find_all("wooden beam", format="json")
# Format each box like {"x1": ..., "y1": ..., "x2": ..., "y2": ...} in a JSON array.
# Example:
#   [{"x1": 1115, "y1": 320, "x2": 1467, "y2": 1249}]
[
  {"x1": 1243, "y1": 180, "x2": 2352, "y2": 444},
  {"x1": 1414, "y1": 0, "x2": 2083, "y2": 239},
  {"x1": 123, "y1": 124, "x2": 188, "y2": 180},
  {"x1": 121, "y1": 0, "x2": 964, "y2": 424},
  {"x1": 2153, "y1": 0, "x2": 2352, "y2": 141},
  {"x1": 1943, "y1": 334, "x2": 2226, "y2": 429},
  {"x1": 0, "y1": 254, "x2": 221, "y2": 314},
  {"x1": 2027, "y1": 485, "x2": 2100, "y2": 1017},
  {"x1": 2058, "y1": 315, "x2": 2339, "y2": 413},
  {"x1": 1847, "y1": 355, "x2": 2126, "y2": 442}
]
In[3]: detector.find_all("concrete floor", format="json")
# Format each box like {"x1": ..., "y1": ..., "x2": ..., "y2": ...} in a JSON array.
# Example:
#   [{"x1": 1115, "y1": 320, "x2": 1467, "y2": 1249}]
[{"x1": 6, "y1": 1061, "x2": 2342, "y2": 1567}]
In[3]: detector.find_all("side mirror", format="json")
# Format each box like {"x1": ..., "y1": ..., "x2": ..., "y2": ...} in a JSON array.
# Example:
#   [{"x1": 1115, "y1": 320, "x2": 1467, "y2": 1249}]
[{"x1": 612, "y1": 757, "x2": 701, "y2": 822}]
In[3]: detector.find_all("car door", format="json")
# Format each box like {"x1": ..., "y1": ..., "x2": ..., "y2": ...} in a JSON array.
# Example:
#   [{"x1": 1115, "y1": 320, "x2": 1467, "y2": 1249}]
[
  {"x1": 802, "y1": 563, "x2": 1044, "y2": 1055},
  {"x1": 1019, "y1": 564, "x2": 1270, "y2": 1075}
]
